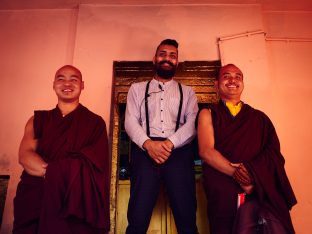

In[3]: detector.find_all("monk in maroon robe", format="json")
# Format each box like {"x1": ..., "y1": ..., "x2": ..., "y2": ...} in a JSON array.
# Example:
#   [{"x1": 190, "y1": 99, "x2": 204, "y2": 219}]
[
  {"x1": 13, "y1": 65, "x2": 110, "y2": 234},
  {"x1": 197, "y1": 64, "x2": 296, "y2": 234}
]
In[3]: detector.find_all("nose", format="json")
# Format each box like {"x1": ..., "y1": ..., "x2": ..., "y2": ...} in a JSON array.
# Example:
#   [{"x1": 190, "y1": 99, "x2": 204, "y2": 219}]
[
  {"x1": 163, "y1": 54, "x2": 173, "y2": 62},
  {"x1": 228, "y1": 76, "x2": 236, "y2": 83},
  {"x1": 63, "y1": 80, "x2": 71, "y2": 86}
]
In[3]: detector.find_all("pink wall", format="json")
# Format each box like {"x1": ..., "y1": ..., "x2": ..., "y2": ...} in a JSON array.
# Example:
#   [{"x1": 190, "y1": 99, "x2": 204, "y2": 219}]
[
  {"x1": 73, "y1": 4, "x2": 263, "y2": 124},
  {"x1": 0, "y1": 4, "x2": 311, "y2": 233},
  {"x1": 0, "y1": 9, "x2": 78, "y2": 233},
  {"x1": 264, "y1": 10, "x2": 312, "y2": 230}
]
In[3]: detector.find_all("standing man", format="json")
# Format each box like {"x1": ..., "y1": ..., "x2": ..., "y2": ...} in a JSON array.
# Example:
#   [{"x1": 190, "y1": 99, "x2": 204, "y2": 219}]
[
  {"x1": 13, "y1": 65, "x2": 110, "y2": 234},
  {"x1": 197, "y1": 64, "x2": 297, "y2": 233},
  {"x1": 125, "y1": 39, "x2": 198, "y2": 234}
]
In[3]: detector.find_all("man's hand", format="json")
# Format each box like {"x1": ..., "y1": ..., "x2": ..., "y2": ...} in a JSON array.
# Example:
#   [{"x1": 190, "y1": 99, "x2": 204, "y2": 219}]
[
  {"x1": 143, "y1": 139, "x2": 172, "y2": 164},
  {"x1": 240, "y1": 184, "x2": 254, "y2": 195},
  {"x1": 42, "y1": 163, "x2": 48, "y2": 178},
  {"x1": 231, "y1": 163, "x2": 253, "y2": 186},
  {"x1": 163, "y1": 139, "x2": 174, "y2": 152}
]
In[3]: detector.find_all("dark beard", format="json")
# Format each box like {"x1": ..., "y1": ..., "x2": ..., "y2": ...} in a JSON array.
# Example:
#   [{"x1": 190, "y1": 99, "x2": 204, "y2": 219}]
[{"x1": 155, "y1": 61, "x2": 177, "y2": 79}]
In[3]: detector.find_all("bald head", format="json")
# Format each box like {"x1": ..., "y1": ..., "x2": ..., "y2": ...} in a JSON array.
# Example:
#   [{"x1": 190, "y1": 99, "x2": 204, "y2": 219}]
[
  {"x1": 215, "y1": 63, "x2": 244, "y2": 103},
  {"x1": 218, "y1": 64, "x2": 243, "y2": 81},
  {"x1": 55, "y1": 65, "x2": 82, "y2": 80}
]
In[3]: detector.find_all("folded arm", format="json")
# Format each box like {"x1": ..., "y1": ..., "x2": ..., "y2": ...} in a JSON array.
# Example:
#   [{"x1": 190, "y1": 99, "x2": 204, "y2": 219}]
[
  {"x1": 18, "y1": 116, "x2": 47, "y2": 177},
  {"x1": 197, "y1": 108, "x2": 253, "y2": 194},
  {"x1": 197, "y1": 109, "x2": 235, "y2": 176}
]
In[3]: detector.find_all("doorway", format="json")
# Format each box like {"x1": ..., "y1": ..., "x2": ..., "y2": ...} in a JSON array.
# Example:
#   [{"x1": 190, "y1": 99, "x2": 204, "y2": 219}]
[{"x1": 109, "y1": 60, "x2": 221, "y2": 233}]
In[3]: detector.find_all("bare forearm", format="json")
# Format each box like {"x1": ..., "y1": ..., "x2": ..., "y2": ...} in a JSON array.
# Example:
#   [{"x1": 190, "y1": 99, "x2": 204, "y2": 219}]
[
  {"x1": 201, "y1": 149, "x2": 254, "y2": 194},
  {"x1": 19, "y1": 151, "x2": 47, "y2": 177},
  {"x1": 199, "y1": 148, "x2": 235, "y2": 176},
  {"x1": 19, "y1": 116, "x2": 47, "y2": 177}
]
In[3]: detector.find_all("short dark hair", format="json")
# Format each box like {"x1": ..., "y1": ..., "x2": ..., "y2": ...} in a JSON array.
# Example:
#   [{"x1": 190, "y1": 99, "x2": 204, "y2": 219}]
[{"x1": 156, "y1": 39, "x2": 179, "y2": 53}]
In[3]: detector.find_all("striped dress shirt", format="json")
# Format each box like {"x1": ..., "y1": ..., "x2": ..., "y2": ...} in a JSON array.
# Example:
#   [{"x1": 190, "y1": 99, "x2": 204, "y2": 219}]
[{"x1": 125, "y1": 78, "x2": 198, "y2": 149}]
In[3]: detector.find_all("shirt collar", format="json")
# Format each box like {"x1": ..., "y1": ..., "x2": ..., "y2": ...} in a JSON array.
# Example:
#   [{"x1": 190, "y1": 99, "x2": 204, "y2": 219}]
[{"x1": 151, "y1": 78, "x2": 175, "y2": 90}]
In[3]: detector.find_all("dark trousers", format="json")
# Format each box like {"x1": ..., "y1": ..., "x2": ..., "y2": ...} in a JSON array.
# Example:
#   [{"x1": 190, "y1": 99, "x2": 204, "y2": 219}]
[{"x1": 126, "y1": 142, "x2": 198, "y2": 234}]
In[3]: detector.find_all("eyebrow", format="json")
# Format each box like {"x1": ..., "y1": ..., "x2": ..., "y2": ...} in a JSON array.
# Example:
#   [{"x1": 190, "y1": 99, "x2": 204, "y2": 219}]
[
  {"x1": 222, "y1": 72, "x2": 242, "y2": 76},
  {"x1": 158, "y1": 50, "x2": 177, "y2": 54},
  {"x1": 55, "y1": 75, "x2": 81, "y2": 79}
]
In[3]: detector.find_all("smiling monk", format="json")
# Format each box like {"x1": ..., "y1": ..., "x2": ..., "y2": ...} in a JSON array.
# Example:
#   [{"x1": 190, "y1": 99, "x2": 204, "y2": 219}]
[
  {"x1": 197, "y1": 64, "x2": 297, "y2": 234},
  {"x1": 13, "y1": 65, "x2": 110, "y2": 234}
]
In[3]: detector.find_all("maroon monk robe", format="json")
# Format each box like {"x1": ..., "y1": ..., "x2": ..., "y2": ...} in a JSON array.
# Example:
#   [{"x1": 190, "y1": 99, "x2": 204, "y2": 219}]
[
  {"x1": 13, "y1": 104, "x2": 110, "y2": 234},
  {"x1": 199, "y1": 101, "x2": 296, "y2": 234}
]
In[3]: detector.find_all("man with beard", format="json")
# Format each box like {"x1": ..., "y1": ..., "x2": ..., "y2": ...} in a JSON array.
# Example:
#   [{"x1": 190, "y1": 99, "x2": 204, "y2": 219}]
[
  {"x1": 13, "y1": 65, "x2": 110, "y2": 234},
  {"x1": 125, "y1": 39, "x2": 199, "y2": 234},
  {"x1": 197, "y1": 64, "x2": 296, "y2": 233}
]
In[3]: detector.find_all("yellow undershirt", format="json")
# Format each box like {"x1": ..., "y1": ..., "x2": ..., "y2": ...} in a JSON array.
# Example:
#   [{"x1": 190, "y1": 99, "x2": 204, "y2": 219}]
[{"x1": 225, "y1": 101, "x2": 242, "y2": 117}]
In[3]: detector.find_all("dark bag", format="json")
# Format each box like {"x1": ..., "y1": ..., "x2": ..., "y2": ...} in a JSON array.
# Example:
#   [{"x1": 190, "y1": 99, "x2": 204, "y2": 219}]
[{"x1": 232, "y1": 200, "x2": 288, "y2": 234}]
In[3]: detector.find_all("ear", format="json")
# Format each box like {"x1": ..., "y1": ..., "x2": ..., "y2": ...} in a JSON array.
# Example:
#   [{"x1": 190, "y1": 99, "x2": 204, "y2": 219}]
[
  {"x1": 81, "y1": 81, "x2": 85, "y2": 90},
  {"x1": 214, "y1": 80, "x2": 218, "y2": 89},
  {"x1": 152, "y1": 55, "x2": 156, "y2": 65}
]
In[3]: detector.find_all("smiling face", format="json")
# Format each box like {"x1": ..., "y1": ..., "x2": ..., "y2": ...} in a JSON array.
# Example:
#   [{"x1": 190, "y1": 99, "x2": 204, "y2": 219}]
[
  {"x1": 53, "y1": 65, "x2": 84, "y2": 103},
  {"x1": 216, "y1": 64, "x2": 244, "y2": 103},
  {"x1": 153, "y1": 44, "x2": 178, "y2": 80}
]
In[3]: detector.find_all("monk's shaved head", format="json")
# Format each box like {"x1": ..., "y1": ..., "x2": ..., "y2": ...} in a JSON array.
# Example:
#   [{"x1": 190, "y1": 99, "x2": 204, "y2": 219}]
[{"x1": 55, "y1": 65, "x2": 82, "y2": 80}]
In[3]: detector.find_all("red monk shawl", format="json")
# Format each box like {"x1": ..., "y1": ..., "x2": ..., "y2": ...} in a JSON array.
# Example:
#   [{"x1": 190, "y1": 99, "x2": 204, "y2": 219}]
[
  {"x1": 199, "y1": 101, "x2": 297, "y2": 234},
  {"x1": 14, "y1": 104, "x2": 110, "y2": 234}
]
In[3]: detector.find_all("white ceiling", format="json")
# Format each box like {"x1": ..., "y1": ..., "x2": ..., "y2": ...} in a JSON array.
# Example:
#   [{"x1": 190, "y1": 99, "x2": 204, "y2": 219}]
[{"x1": 0, "y1": 0, "x2": 312, "y2": 11}]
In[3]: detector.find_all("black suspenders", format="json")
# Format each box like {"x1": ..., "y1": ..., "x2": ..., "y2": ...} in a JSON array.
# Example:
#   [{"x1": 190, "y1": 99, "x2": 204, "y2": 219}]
[
  {"x1": 144, "y1": 81, "x2": 151, "y2": 137},
  {"x1": 175, "y1": 82, "x2": 183, "y2": 132},
  {"x1": 144, "y1": 80, "x2": 183, "y2": 137}
]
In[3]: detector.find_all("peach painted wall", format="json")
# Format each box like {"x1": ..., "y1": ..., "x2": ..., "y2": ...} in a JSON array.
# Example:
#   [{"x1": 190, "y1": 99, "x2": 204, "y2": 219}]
[
  {"x1": 72, "y1": 4, "x2": 264, "y2": 124},
  {"x1": 0, "y1": 4, "x2": 311, "y2": 234},
  {"x1": 263, "y1": 10, "x2": 312, "y2": 232},
  {"x1": 0, "y1": 9, "x2": 79, "y2": 233}
]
